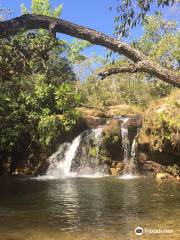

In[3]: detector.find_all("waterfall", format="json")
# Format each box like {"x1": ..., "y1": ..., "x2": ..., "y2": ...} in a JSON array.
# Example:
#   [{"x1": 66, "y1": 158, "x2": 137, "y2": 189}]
[
  {"x1": 47, "y1": 135, "x2": 81, "y2": 177},
  {"x1": 47, "y1": 127, "x2": 107, "y2": 178},
  {"x1": 46, "y1": 115, "x2": 141, "y2": 178},
  {"x1": 120, "y1": 116, "x2": 141, "y2": 175},
  {"x1": 70, "y1": 127, "x2": 107, "y2": 176},
  {"x1": 121, "y1": 121, "x2": 131, "y2": 161}
]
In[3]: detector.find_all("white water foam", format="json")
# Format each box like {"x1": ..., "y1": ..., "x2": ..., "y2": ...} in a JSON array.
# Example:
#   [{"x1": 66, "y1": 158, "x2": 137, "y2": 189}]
[
  {"x1": 47, "y1": 134, "x2": 82, "y2": 178},
  {"x1": 119, "y1": 174, "x2": 139, "y2": 179},
  {"x1": 45, "y1": 127, "x2": 105, "y2": 179}
]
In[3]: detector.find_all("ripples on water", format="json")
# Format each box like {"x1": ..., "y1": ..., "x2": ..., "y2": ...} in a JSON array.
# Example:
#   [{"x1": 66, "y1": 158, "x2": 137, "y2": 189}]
[{"x1": 0, "y1": 176, "x2": 180, "y2": 240}]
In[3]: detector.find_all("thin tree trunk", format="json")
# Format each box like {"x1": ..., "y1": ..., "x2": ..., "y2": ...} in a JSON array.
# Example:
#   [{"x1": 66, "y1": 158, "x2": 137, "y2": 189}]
[{"x1": 0, "y1": 14, "x2": 179, "y2": 87}]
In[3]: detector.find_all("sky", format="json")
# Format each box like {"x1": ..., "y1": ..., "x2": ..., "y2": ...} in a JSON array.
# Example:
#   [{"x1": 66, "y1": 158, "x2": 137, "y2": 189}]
[
  {"x1": 0, "y1": 0, "x2": 179, "y2": 58},
  {"x1": 0, "y1": 0, "x2": 117, "y2": 57}
]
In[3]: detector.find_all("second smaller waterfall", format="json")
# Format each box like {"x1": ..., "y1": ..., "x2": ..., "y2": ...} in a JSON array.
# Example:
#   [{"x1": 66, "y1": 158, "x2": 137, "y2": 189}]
[{"x1": 120, "y1": 115, "x2": 142, "y2": 175}]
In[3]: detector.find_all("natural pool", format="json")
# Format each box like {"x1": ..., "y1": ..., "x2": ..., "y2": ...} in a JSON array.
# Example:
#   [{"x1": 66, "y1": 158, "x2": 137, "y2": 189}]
[{"x1": 0, "y1": 176, "x2": 180, "y2": 240}]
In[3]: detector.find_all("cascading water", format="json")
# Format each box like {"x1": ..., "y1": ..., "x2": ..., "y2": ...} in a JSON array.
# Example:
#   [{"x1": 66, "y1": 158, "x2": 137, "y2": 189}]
[
  {"x1": 120, "y1": 115, "x2": 141, "y2": 175},
  {"x1": 121, "y1": 120, "x2": 131, "y2": 161},
  {"x1": 46, "y1": 115, "x2": 141, "y2": 178},
  {"x1": 47, "y1": 127, "x2": 107, "y2": 178},
  {"x1": 47, "y1": 135, "x2": 81, "y2": 177},
  {"x1": 70, "y1": 127, "x2": 108, "y2": 176}
]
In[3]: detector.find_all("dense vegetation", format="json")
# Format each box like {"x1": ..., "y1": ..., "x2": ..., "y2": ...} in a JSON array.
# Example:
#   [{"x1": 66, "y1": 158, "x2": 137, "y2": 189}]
[
  {"x1": 0, "y1": 0, "x2": 179, "y2": 175},
  {"x1": 139, "y1": 89, "x2": 180, "y2": 152},
  {"x1": 79, "y1": 13, "x2": 179, "y2": 108},
  {"x1": 0, "y1": 0, "x2": 86, "y2": 174}
]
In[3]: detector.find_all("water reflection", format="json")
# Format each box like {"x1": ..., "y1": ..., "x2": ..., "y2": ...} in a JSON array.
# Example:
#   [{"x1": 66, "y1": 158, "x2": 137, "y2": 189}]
[
  {"x1": 0, "y1": 177, "x2": 180, "y2": 239},
  {"x1": 47, "y1": 179, "x2": 80, "y2": 230},
  {"x1": 46, "y1": 178, "x2": 108, "y2": 231}
]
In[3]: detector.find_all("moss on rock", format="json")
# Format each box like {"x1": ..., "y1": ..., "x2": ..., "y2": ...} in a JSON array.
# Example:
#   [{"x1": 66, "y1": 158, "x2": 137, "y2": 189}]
[{"x1": 139, "y1": 89, "x2": 180, "y2": 154}]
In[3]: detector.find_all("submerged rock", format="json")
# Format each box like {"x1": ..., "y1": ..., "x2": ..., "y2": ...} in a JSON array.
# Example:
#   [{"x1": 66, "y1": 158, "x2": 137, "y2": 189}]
[{"x1": 156, "y1": 173, "x2": 174, "y2": 180}]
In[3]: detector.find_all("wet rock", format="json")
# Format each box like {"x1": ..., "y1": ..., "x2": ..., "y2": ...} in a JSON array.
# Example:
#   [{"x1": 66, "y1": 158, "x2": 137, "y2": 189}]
[
  {"x1": 140, "y1": 160, "x2": 162, "y2": 173},
  {"x1": 116, "y1": 162, "x2": 125, "y2": 174},
  {"x1": 102, "y1": 119, "x2": 123, "y2": 161},
  {"x1": 77, "y1": 107, "x2": 106, "y2": 128},
  {"x1": 34, "y1": 160, "x2": 50, "y2": 176},
  {"x1": 121, "y1": 115, "x2": 142, "y2": 128},
  {"x1": 111, "y1": 161, "x2": 117, "y2": 168},
  {"x1": 110, "y1": 168, "x2": 118, "y2": 176},
  {"x1": 142, "y1": 171, "x2": 156, "y2": 178},
  {"x1": 138, "y1": 152, "x2": 149, "y2": 163},
  {"x1": 156, "y1": 173, "x2": 174, "y2": 180}
]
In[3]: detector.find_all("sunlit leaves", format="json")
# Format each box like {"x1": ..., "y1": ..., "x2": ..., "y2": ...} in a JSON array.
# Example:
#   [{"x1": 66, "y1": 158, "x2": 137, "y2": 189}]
[
  {"x1": 38, "y1": 115, "x2": 62, "y2": 146},
  {"x1": 111, "y1": 0, "x2": 176, "y2": 37},
  {"x1": 135, "y1": 13, "x2": 179, "y2": 69},
  {"x1": 66, "y1": 39, "x2": 92, "y2": 64},
  {"x1": 21, "y1": 0, "x2": 63, "y2": 17},
  {"x1": 55, "y1": 83, "x2": 82, "y2": 111},
  {"x1": 53, "y1": 4, "x2": 63, "y2": 18}
]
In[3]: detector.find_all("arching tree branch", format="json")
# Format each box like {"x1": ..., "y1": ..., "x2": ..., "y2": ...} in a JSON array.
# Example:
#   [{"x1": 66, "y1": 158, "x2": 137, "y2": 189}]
[
  {"x1": 0, "y1": 14, "x2": 179, "y2": 87},
  {"x1": 98, "y1": 61, "x2": 180, "y2": 84}
]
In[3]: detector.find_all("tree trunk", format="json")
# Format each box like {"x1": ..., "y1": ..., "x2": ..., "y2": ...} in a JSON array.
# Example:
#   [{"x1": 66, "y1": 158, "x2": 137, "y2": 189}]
[{"x1": 0, "y1": 14, "x2": 179, "y2": 87}]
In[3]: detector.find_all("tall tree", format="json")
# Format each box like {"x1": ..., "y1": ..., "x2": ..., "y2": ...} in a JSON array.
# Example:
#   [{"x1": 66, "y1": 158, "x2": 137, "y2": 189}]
[{"x1": 0, "y1": 3, "x2": 82, "y2": 174}]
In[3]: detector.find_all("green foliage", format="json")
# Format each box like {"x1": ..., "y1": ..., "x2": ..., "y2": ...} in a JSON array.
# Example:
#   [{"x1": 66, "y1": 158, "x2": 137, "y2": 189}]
[
  {"x1": 55, "y1": 83, "x2": 82, "y2": 111},
  {"x1": 37, "y1": 115, "x2": 63, "y2": 147},
  {"x1": 89, "y1": 147, "x2": 98, "y2": 157},
  {"x1": 88, "y1": 140, "x2": 110, "y2": 163},
  {"x1": 135, "y1": 13, "x2": 179, "y2": 69},
  {"x1": 0, "y1": 32, "x2": 62, "y2": 80},
  {"x1": 0, "y1": 1, "x2": 87, "y2": 174},
  {"x1": 133, "y1": 13, "x2": 179, "y2": 95},
  {"x1": 111, "y1": 0, "x2": 176, "y2": 37},
  {"x1": 165, "y1": 164, "x2": 180, "y2": 177},
  {"x1": 78, "y1": 14, "x2": 179, "y2": 109},
  {"x1": 61, "y1": 109, "x2": 80, "y2": 131},
  {"x1": 21, "y1": 0, "x2": 91, "y2": 67},
  {"x1": 79, "y1": 72, "x2": 157, "y2": 108},
  {"x1": 66, "y1": 39, "x2": 92, "y2": 64},
  {"x1": 140, "y1": 89, "x2": 180, "y2": 152},
  {"x1": 21, "y1": 0, "x2": 63, "y2": 17}
]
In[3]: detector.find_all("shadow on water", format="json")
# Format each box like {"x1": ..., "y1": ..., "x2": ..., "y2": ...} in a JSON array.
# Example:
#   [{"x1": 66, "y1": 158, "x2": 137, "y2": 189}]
[{"x1": 0, "y1": 176, "x2": 180, "y2": 239}]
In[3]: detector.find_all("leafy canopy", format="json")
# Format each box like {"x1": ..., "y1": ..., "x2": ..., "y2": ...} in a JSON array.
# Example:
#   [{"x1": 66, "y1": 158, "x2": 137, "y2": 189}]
[
  {"x1": 0, "y1": 1, "x2": 86, "y2": 174},
  {"x1": 111, "y1": 0, "x2": 176, "y2": 37}
]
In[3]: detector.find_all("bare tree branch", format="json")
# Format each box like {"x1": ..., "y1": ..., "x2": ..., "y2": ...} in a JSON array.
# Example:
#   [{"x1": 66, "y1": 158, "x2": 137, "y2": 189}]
[{"x1": 0, "y1": 14, "x2": 179, "y2": 87}]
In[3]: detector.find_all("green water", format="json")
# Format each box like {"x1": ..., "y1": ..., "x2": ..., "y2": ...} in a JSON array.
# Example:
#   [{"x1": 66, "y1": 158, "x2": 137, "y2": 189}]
[{"x1": 0, "y1": 176, "x2": 180, "y2": 240}]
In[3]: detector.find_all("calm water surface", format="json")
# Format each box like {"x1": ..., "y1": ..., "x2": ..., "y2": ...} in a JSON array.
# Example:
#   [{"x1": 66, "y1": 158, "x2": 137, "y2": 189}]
[{"x1": 0, "y1": 176, "x2": 180, "y2": 240}]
